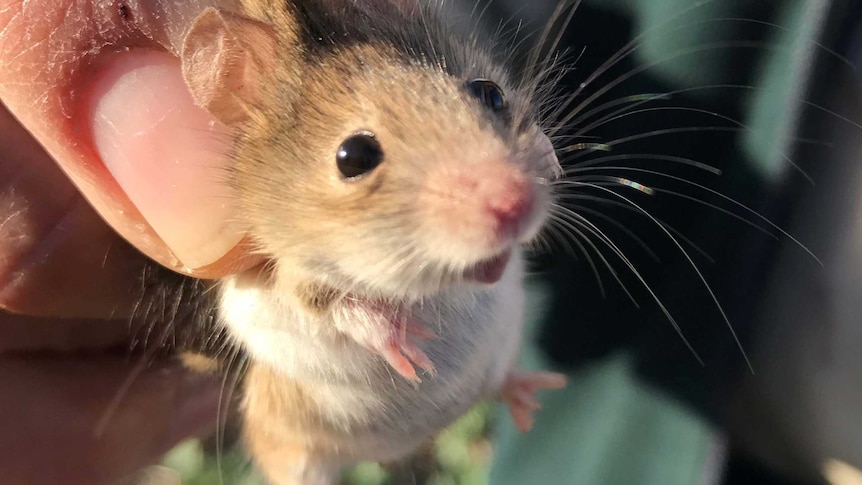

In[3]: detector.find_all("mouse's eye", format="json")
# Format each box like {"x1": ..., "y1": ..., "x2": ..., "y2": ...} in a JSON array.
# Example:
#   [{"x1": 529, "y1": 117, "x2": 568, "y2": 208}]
[
  {"x1": 467, "y1": 79, "x2": 507, "y2": 112},
  {"x1": 336, "y1": 132, "x2": 384, "y2": 180}
]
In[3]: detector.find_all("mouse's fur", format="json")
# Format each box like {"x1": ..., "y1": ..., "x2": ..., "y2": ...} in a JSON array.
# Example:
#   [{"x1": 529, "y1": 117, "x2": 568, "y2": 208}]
[
  {"x1": 180, "y1": 1, "x2": 565, "y2": 484},
  {"x1": 228, "y1": 260, "x2": 526, "y2": 484}
]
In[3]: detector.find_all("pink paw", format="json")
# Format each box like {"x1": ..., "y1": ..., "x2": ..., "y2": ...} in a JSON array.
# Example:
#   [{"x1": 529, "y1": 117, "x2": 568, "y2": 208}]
[
  {"x1": 378, "y1": 316, "x2": 437, "y2": 383},
  {"x1": 338, "y1": 299, "x2": 438, "y2": 383},
  {"x1": 501, "y1": 370, "x2": 567, "y2": 432}
]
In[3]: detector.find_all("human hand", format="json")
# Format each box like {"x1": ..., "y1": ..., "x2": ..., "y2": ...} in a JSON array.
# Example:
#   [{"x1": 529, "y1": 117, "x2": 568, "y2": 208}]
[{"x1": 0, "y1": 2, "x2": 255, "y2": 483}]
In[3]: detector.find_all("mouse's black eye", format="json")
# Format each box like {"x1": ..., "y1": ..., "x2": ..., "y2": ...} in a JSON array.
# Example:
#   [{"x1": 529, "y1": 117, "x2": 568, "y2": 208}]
[
  {"x1": 467, "y1": 79, "x2": 507, "y2": 112},
  {"x1": 336, "y1": 131, "x2": 384, "y2": 180}
]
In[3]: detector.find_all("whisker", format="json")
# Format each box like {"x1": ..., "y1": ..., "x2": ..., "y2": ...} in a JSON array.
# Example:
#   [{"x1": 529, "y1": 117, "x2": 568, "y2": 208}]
[
  {"x1": 552, "y1": 204, "x2": 703, "y2": 355},
  {"x1": 548, "y1": 83, "x2": 840, "y2": 148},
  {"x1": 559, "y1": 126, "x2": 746, "y2": 157},
  {"x1": 562, "y1": 153, "x2": 721, "y2": 174},
  {"x1": 93, "y1": 356, "x2": 150, "y2": 438},
  {"x1": 573, "y1": 105, "x2": 816, "y2": 184},
  {"x1": 562, "y1": 166, "x2": 821, "y2": 264},
  {"x1": 549, "y1": 208, "x2": 641, "y2": 307},
  {"x1": 555, "y1": 180, "x2": 750, "y2": 371},
  {"x1": 522, "y1": 0, "x2": 582, "y2": 92},
  {"x1": 564, "y1": 204, "x2": 661, "y2": 262},
  {"x1": 539, "y1": 212, "x2": 585, "y2": 263},
  {"x1": 566, "y1": 92, "x2": 674, "y2": 131},
  {"x1": 555, "y1": 192, "x2": 716, "y2": 263},
  {"x1": 532, "y1": 2, "x2": 581, "y2": 93},
  {"x1": 542, "y1": 0, "x2": 719, "y2": 125},
  {"x1": 550, "y1": 40, "x2": 820, "y2": 137},
  {"x1": 706, "y1": 17, "x2": 855, "y2": 71},
  {"x1": 547, "y1": 210, "x2": 607, "y2": 297},
  {"x1": 578, "y1": 105, "x2": 736, "y2": 137},
  {"x1": 569, "y1": 176, "x2": 770, "y2": 259}
]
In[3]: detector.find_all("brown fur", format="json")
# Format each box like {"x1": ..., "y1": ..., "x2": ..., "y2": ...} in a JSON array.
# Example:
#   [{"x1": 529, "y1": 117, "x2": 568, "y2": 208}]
[
  {"x1": 242, "y1": 362, "x2": 351, "y2": 484},
  {"x1": 295, "y1": 281, "x2": 341, "y2": 315}
]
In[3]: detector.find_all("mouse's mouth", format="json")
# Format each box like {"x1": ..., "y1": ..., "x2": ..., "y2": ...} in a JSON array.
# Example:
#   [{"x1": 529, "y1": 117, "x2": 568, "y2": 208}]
[{"x1": 462, "y1": 249, "x2": 512, "y2": 284}]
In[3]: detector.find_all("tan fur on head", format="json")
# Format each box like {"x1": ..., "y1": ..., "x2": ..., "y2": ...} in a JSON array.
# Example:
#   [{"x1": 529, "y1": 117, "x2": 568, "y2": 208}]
[
  {"x1": 231, "y1": 42, "x2": 553, "y2": 299},
  {"x1": 182, "y1": 1, "x2": 558, "y2": 301}
]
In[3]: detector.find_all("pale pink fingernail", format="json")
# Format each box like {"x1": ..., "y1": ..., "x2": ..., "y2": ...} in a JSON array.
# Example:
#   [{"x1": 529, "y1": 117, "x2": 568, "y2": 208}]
[{"x1": 89, "y1": 49, "x2": 242, "y2": 271}]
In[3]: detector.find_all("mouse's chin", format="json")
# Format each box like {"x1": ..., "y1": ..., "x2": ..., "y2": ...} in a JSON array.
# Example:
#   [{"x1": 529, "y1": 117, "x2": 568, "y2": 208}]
[{"x1": 462, "y1": 249, "x2": 513, "y2": 284}]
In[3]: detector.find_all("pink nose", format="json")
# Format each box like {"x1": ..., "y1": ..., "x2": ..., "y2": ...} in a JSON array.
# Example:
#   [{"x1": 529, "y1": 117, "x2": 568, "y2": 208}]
[
  {"x1": 478, "y1": 171, "x2": 534, "y2": 236},
  {"x1": 424, "y1": 159, "x2": 538, "y2": 245}
]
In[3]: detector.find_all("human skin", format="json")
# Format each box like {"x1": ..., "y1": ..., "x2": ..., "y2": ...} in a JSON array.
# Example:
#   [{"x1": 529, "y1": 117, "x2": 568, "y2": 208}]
[{"x1": 0, "y1": 1, "x2": 257, "y2": 483}]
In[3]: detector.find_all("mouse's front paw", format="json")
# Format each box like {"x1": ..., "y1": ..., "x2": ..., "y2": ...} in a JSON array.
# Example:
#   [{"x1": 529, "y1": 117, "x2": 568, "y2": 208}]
[
  {"x1": 377, "y1": 316, "x2": 437, "y2": 383},
  {"x1": 336, "y1": 302, "x2": 437, "y2": 383},
  {"x1": 500, "y1": 370, "x2": 567, "y2": 432}
]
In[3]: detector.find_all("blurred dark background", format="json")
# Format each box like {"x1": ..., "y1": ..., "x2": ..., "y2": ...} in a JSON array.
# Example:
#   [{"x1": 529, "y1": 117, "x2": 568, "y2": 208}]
[{"x1": 457, "y1": 1, "x2": 862, "y2": 484}]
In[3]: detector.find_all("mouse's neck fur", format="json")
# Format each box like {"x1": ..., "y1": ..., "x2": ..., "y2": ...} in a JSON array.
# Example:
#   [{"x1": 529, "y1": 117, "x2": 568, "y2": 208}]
[{"x1": 267, "y1": 262, "x2": 444, "y2": 319}]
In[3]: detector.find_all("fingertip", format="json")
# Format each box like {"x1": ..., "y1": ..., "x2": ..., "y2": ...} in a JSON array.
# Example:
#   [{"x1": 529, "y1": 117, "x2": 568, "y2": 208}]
[
  {"x1": 87, "y1": 49, "x2": 244, "y2": 273},
  {"x1": 183, "y1": 237, "x2": 266, "y2": 280}
]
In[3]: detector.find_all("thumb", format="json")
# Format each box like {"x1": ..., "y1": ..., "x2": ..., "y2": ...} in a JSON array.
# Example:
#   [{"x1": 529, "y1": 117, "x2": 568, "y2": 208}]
[
  {"x1": 0, "y1": 1, "x2": 259, "y2": 279},
  {"x1": 88, "y1": 48, "x2": 249, "y2": 272}
]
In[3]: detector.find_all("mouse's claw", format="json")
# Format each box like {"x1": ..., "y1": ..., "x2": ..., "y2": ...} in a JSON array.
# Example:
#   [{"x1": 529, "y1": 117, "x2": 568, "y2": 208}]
[
  {"x1": 500, "y1": 370, "x2": 567, "y2": 432},
  {"x1": 381, "y1": 316, "x2": 437, "y2": 382},
  {"x1": 380, "y1": 333, "x2": 436, "y2": 383}
]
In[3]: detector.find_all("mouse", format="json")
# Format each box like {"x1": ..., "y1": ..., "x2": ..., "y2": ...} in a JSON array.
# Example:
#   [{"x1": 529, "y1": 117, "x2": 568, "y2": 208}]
[{"x1": 176, "y1": 1, "x2": 567, "y2": 483}]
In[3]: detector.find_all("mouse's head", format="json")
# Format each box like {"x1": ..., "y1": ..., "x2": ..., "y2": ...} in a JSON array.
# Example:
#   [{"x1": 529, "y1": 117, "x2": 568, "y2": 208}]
[{"x1": 182, "y1": 3, "x2": 560, "y2": 299}]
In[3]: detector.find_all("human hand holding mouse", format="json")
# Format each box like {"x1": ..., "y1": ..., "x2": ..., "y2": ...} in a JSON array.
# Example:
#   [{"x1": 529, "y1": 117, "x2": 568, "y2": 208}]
[{"x1": 0, "y1": 1, "x2": 258, "y2": 484}]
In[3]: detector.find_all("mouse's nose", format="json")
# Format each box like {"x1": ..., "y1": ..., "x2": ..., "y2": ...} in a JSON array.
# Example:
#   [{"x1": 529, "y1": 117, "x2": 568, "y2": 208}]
[
  {"x1": 479, "y1": 171, "x2": 535, "y2": 238},
  {"x1": 422, "y1": 157, "x2": 546, "y2": 254}
]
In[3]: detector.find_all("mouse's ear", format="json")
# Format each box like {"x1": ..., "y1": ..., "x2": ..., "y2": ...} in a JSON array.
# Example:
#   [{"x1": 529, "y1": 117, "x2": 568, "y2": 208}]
[{"x1": 181, "y1": 8, "x2": 277, "y2": 125}]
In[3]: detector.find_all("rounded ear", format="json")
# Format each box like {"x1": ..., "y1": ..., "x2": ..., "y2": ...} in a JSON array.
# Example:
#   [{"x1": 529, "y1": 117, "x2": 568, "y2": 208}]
[{"x1": 181, "y1": 8, "x2": 278, "y2": 125}]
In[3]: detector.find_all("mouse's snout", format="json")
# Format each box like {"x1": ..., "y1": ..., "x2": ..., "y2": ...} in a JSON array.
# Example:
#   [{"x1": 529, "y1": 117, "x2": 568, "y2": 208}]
[
  {"x1": 421, "y1": 156, "x2": 547, "y2": 259},
  {"x1": 478, "y1": 169, "x2": 535, "y2": 239}
]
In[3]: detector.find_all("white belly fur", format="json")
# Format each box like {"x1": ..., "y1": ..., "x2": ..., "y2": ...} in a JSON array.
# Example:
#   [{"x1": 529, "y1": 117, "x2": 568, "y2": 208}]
[{"x1": 219, "y1": 252, "x2": 526, "y2": 462}]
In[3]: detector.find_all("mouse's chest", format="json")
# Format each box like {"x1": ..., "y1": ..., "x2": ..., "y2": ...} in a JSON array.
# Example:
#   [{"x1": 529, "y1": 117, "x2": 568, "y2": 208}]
[
  {"x1": 224, "y1": 263, "x2": 528, "y2": 461},
  {"x1": 294, "y1": 288, "x2": 525, "y2": 460}
]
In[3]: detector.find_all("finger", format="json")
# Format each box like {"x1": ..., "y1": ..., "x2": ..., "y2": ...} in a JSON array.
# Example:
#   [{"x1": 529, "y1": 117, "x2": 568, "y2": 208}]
[
  {"x1": 87, "y1": 48, "x2": 257, "y2": 272},
  {"x1": 0, "y1": 1, "x2": 262, "y2": 278},
  {"x1": 0, "y1": 101, "x2": 151, "y2": 318},
  {"x1": 0, "y1": 354, "x2": 221, "y2": 485},
  {"x1": 0, "y1": 312, "x2": 132, "y2": 353},
  {"x1": 0, "y1": 99, "x2": 226, "y2": 319}
]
